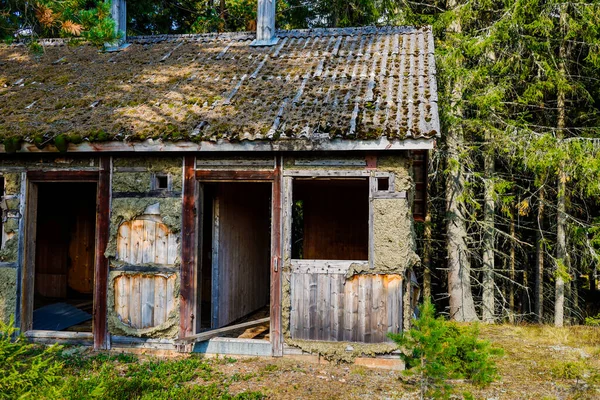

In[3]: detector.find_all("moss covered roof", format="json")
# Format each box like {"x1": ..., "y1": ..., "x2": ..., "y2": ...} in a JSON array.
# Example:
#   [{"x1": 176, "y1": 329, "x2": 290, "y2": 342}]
[{"x1": 0, "y1": 26, "x2": 439, "y2": 150}]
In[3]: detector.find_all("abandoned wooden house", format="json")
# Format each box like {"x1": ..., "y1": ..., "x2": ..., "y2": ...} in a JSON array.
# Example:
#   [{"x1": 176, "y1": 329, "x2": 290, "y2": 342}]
[{"x1": 0, "y1": 0, "x2": 439, "y2": 360}]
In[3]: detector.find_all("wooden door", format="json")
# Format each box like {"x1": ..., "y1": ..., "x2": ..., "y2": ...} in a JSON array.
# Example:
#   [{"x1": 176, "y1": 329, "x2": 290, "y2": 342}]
[{"x1": 211, "y1": 183, "x2": 271, "y2": 328}]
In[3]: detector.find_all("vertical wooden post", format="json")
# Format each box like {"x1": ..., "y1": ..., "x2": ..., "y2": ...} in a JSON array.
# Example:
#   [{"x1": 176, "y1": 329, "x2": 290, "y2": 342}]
[
  {"x1": 270, "y1": 156, "x2": 283, "y2": 356},
  {"x1": 94, "y1": 156, "x2": 111, "y2": 350},
  {"x1": 21, "y1": 180, "x2": 38, "y2": 333},
  {"x1": 180, "y1": 155, "x2": 197, "y2": 338}
]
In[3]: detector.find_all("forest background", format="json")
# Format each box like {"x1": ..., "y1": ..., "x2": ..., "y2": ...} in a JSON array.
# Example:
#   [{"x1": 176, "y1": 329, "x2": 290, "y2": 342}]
[{"x1": 2, "y1": 0, "x2": 600, "y2": 327}]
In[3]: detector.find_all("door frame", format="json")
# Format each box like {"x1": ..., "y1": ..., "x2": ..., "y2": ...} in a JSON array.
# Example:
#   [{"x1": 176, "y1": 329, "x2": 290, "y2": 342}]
[
  {"x1": 179, "y1": 156, "x2": 283, "y2": 356},
  {"x1": 21, "y1": 157, "x2": 111, "y2": 350}
]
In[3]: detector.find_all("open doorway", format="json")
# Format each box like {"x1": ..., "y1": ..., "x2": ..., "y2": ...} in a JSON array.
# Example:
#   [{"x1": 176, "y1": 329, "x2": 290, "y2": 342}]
[
  {"x1": 197, "y1": 182, "x2": 272, "y2": 340},
  {"x1": 32, "y1": 182, "x2": 97, "y2": 332}
]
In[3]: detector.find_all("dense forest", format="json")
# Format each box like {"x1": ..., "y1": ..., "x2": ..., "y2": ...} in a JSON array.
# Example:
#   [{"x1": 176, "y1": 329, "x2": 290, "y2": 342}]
[{"x1": 2, "y1": 0, "x2": 599, "y2": 326}]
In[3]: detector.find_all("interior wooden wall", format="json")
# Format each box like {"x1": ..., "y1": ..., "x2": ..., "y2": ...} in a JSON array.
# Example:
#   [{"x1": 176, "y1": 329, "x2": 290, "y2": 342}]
[
  {"x1": 294, "y1": 180, "x2": 369, "y2": 260},
  {"x1": 35, "y1": 183, "x2": 96, "y2": 299},
  {"x1": 213, "y1": 183, "x2": 271, "y2": 328},
  {"x1": 290, "y1": 270, "x2": 402, "y2": 343}
]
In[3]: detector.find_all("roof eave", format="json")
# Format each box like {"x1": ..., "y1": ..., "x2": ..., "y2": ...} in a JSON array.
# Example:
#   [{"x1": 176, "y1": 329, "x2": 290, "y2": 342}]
[{"x1": 0, "y1": 137, "x2": 436, "y2": 154}]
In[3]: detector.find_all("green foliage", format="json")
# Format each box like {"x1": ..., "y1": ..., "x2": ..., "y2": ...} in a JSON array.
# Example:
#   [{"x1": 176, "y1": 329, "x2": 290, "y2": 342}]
[
  {"x1": 0, "y1": 319, "x2": 264, "y2": 399},
  {"x1": 389, "y1": 298, "x2": 501, "y2": 398},
  {"x1": 585, "y1": 313, "x2": 600, "y2": 327},
  {"x1": 550, "y1": 360, "x2": 587, "y2": 380},
  {"x1": 0, "y1": 317, "x2": 65, "y2": 399}
]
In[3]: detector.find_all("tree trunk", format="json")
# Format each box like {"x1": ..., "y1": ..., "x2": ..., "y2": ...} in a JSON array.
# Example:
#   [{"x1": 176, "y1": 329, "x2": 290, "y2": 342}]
[
  {"x1": 446, "y1": 87, "x2": 479, "y2": 322},
  {"x1": 482, "y1": 132, "x2": 495, "y2": 323},
  {"x1": 509, "y1": 212, "x2": 516, "y2": 324},
  {"x1": 535, "y1": 187, "x2": 545, "y2": 323},
  {"x1": 445, "y1": 0, "x2": 479, "y2": 322},
  {"x1": 423, "y1": 211, "x2": 432, "y2": 300},
  {"x1": 555, "y1": 8, "x2": 569, "y2": 328}
]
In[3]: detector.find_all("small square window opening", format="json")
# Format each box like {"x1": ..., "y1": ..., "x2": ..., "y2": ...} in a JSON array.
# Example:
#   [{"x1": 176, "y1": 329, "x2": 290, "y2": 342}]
[
  {"x1": 155, "y1": 175, "x2": 169, "y2": 190},
  {"x1": 377, "y1": 177, "x2": 389, "y2": 192}
]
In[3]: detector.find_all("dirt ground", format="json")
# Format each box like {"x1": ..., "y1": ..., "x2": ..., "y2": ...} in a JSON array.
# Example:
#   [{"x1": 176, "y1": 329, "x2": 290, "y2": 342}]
[{"x1": 199, "y1": 324, "x2": 600, "y2": 399}]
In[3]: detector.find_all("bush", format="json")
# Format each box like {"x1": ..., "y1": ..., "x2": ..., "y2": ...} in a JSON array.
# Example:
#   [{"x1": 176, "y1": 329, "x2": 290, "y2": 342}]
[
  {"x1": 585, "y1": 313, "x2": 600, "y2": 327},
  {"x1": 0, "y1": 317, "x2": 65, "y2": 399},
  {"x1": 389, "y1": 298, "x2": 502, "y2": 399}
]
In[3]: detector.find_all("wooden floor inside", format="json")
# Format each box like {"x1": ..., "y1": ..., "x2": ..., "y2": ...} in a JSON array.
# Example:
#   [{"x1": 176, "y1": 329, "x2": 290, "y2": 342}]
[{"x1": 214, "y1": 307, "x2": 270, "y2": 341}]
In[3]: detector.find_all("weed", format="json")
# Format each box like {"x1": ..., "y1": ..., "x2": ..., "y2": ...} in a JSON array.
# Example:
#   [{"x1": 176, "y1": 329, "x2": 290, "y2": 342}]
[
  {"x1": 550, "y1": 360, "x2": 587, "y2": 380},
  {"x1": 263, "y1": 364, "x2": 278, "y2": 373},
  {"x1": 0, "y1": 317, "x2": 65, "y2": 399}
]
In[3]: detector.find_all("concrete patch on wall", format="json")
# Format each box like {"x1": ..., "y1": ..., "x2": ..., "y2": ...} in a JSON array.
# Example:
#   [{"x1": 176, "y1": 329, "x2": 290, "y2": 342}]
[
  {"x1": 0, "y1": 267, "x2": 17, "y2": 324},
  {"x1": 107, "y1": 271, "x2": 180, "y2": 338}
]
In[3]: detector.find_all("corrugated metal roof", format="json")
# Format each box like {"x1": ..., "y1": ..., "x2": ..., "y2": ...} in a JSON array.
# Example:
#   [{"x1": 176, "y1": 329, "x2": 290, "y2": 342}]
[{"x1": 0, "y1": 26, "x2": 439, "y2": 148}]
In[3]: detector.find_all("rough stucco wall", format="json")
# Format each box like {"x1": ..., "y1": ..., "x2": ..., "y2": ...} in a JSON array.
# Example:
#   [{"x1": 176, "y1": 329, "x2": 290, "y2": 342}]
[
  {"x1": 107, "y1": 271, "x2": 180, "y2": 338},
  {"x1": 0, "y1": 268, "x2": 17, "y2": 324},
  {"x1": 371, "y1": 198, "x2": 420, "y2": 271},
  {"x1": 107, "y1": 156, "x2": 183, "y2": 339},
  {"x1": 281, "y1": 153, "x2": 420, "y2": 357},
  {"x1": 112, "y1": 157, "x2": 183, "y2": 192}
]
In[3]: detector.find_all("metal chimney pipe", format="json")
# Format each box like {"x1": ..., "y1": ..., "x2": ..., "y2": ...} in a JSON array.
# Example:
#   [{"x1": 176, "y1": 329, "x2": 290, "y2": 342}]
[
  {"x1": 251, "y1": 0, "x2": 279, "y2": 46},
  {"x1": 106, "y1": 0, "x2": 128, "y2": 51}
]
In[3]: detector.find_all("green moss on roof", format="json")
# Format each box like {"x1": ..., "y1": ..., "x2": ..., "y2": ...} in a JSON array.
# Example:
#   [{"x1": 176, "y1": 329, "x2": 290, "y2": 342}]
[{"x1": 0, "y1": 27, "x2": 439, "y2": 149}]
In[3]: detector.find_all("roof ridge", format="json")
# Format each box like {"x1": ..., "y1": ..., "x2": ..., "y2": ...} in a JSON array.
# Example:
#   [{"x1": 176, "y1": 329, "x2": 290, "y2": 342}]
[{"x1": 7, "y1": 25, "x2": 431, "y2": 47}]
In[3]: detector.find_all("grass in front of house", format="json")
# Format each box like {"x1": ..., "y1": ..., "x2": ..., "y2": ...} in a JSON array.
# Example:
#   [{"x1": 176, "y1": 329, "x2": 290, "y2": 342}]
[{"x1": 56, "y1": 351, "x2": 263, "y2": 400}]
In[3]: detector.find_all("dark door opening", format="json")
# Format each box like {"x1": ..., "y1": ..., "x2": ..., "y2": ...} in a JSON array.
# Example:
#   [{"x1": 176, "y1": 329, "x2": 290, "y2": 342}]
[
  {"x1": 197, "y1": 182, "x2": 271, "y2": 339},
  {"x1": 33, "y1": 182, "x2": 97, "y2": 332}
]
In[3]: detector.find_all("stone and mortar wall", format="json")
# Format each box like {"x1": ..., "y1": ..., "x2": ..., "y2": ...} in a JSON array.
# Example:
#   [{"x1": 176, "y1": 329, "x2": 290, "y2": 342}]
[{"x1": 0, "y1": 171, "x2": 19, "y2": 323}]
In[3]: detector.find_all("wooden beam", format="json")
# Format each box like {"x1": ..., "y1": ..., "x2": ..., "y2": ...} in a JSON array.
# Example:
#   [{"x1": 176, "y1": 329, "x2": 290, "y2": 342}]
[
  {"x1": 176, "y1": 317, "x2": 270, "y2": 344},
  {"x1": 2, "y1": 137, "x2": 435, "y2": 154},
  {"x1": 270, "y1": 156, "x2": 283, "y2": 356},
  {"x1": 195, "y1": 170, "x2": 275, "y2": 181},
  {"x1": 14, "y1": 172, "x2": 27, "y2": 329},
  {"x1": 179, "y1": 155, "x2": 197, "y2": 338},
  {"x1": 21, "y1": 180, "x2": 37, "y2": 332},
  {"x1": 27, "y1": 171, "x2": 99, "y2": 181},
  {"x1": 93, "y1": 156, "x2": 110, "y2": 350}
]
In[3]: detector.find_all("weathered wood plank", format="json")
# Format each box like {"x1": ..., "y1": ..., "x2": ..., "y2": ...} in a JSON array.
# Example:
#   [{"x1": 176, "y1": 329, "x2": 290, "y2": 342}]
[
  {"x1": 196, "y1": 170, "x2": 274, "y2": 181},
  {"x1": 372, "y1": 274, "x2": 384, "y2": 342},
  {"x1": 343, "y1": 276, "x2": 356, "y2": 342},
  {"x1": 141, "y1": 276, "x2": 154, "y2": 328},
  {"x1": 155, "y1": 223, "x2": 168, "y2": 264},
  {"x1": 141, "y1": 220, "x2": 157, "y2": 264},
  {"x1": 130, "y1": 275, "x2": 142, "y2": 329},
  {"x1": 154, "y1": 275, "x2": 167, "y2": 325},
  {"x1": 176, "y1": 317, "x2": 270, "y2": 343},
  {"x1": 130, "y1": 220, "x2": 144, "y2": 265},
  {"x1": 270, "y1": 156, "x2": 283, "y2": 356},
  {"x1": 117, "y1": 222, "x2": 130, "y2": 262},
  {"x1": 179, "y1": 155, "x2": 197, "y2": 338}
]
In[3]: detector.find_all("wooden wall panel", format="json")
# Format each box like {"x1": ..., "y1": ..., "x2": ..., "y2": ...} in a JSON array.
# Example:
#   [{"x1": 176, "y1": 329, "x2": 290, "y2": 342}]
[
  {"x1": 290, "y1": 269, "x2": 402, "y2": 343},
  {"x1": 114, "y1": 274, "x2": 176, "y2": 329},
  {"x1": 117, "y1": 218, "x2": 177, "y2": 265}
]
